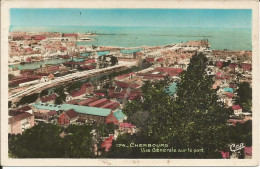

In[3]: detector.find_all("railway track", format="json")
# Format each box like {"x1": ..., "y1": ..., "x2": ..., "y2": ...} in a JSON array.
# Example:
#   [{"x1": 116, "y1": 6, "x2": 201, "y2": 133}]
[{"x1": 8, "y1": 63, "x2": 132, "y2": 103}]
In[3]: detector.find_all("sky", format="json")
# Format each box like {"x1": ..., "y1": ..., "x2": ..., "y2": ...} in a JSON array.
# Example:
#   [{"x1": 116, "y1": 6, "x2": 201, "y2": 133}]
[{"x1": 10, "y1": 9, "x2": 252, "y2": 28}]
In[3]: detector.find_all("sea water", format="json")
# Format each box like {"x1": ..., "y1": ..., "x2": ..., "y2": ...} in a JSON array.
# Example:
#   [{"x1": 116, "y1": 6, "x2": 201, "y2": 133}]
[{"x1": 10, "y1": 26, "x2": 252, "y2": 51}]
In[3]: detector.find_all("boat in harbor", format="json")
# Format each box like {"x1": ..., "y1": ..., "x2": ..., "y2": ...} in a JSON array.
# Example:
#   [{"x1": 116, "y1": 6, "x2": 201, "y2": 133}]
[{"x1": 77, "y1": 37, "x2": 91, "y2": 41}]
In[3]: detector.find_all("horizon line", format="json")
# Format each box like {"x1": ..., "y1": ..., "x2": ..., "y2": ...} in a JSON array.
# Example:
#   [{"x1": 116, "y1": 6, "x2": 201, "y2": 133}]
[{"x1": 9, "y1": 25, "x2": 252, "y2": 29}]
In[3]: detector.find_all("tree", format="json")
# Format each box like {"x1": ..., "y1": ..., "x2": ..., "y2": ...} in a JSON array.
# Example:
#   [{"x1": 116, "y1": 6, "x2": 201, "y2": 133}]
[
  {"x1": 123, "y1": 99, "x2": 143, "y2": 117},
  {"x1": 18, "y1": 93, "x2": 39, "y2": 106},
  {"x1": 40, "y1": 89, "x2": 49, "y2": 97},
  {"x1": 66, "y1": 81, "x2": 82, "y2": 93},
  {"x1": 110, "y1": 56, "x2": 118, "y2": 66},
  {"x1": 8, "y1": 74, "x2": 15, "y2": 80},
  {"x1": 54, "y1": 97, "x2": 64, "y2": 105},
  {"x1": 128, "y1": 110, "x2": 149, "y2": 133},
  {"x1": 169, "y1": 53, "x2": 232, "y2": 158},
  {"x1": 8, "y1": 101, "x2": 12, "y2": 108},
  {"x1": 228, "y1": 120, "x2": 252, "y2": 147},
  {"x1": 54, "y1": 86, "x2": 66, "y2": 104},
  {"x1": 116, "y1": 53, "x2": 232, "y2": 159},
  {"x1": 62, "y1": 124, "x2": 94, "y2": 158},
  {"x1": 9, "y1": 123, "x2": 64, "y2": 158},
  {"x1": 140, "y1": 79, "x2": 175, "y2": 142},
  {"x1": 9, "y1": 124, "x2": 95, "y2": 158},
  {"x1": 95, "y1": 123, "x2": 115, "y2": 138},
  {"x1": 236, "y1": 82, "x2": 252, "y2": 112}
]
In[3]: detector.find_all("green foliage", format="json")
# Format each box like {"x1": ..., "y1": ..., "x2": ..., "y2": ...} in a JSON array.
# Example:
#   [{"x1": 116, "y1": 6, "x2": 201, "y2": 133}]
[
  {"x1": 9, "y1": 123, "x2": 95, "y2": 158},
  {"x1": 110, "y1": 56, "x2": 118, "y2": 66},
  {"x1": 8, "y1": 74, "x2": 15, "y2": 80},
  {"x1": 123, "y1": 99, "x2": 143, "y2": 117},
  {"x1": 66, "y1": 81, "x2": 83, "y2": 93},
  {"x1": 128, "y1": 110, "x2": 149, "y2": 133},
  {"x1": 8, "y1": 101, "x2": 12, "y2": 108},
  {"x1": 40, "y1": 89, "x2": 49, "y2": 97},
  {"x1": 236, "y1": 82, "x2": 252, "y2": 112},
  {"x1": 95, "y1": 123, "x2": 115, "y2": 138},
  {"x1": 63, "y1": 124, "x2": 94, "y2": 158},
  {"x1": 171, "y1": 53, "x2": 231, "y2": 158},
  {"x1": 54, "y1": 97, "x2": 64, "y2": 105},
  {"x1": 9, "y1": 123, "x2": 64, "y2": 158},
  {"x1": 228, "y1": 120, "x2": 252, "y2": 146},
  {"x1": 116, "y1": 53, "x2": 233, "y2": 158},
  {"x1": 18, "y1": 93, "x2": 39, "y2": 106},
  {"x1": 54, "y1": 86, "x2": 66, "y2": 104}
]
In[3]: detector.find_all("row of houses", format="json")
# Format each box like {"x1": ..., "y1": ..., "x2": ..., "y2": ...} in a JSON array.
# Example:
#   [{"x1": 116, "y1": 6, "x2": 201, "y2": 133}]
[{"x1": 8, "y1": 99, "x2": 128, "y2": 134}]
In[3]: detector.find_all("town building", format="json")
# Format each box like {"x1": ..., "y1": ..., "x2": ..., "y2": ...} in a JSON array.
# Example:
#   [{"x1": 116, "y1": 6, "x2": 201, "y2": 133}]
[
  {"x1": 58, "y1": 109, "x2": 79, "y2": 125},
  {"x1": 9, "y1": 112, "x2": 34, "y2": 135}
]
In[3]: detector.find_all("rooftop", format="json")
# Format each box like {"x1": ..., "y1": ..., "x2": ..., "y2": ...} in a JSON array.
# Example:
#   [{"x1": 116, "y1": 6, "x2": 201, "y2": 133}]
[
  {"x1": 113, "y1": 109, "x2": 126, "y2": 121},
  {"x1": 33, "y1": 102, "x2": 112, "y2": 117},
  {"x1": 9, "y1": 112, "x2": 33, "y2": 124}
]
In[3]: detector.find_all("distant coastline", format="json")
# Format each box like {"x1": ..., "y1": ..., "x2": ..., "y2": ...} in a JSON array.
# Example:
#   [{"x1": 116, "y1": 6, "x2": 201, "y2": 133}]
[{"x1": 9, "y1": 26, "x2": 252, "y2": 51}]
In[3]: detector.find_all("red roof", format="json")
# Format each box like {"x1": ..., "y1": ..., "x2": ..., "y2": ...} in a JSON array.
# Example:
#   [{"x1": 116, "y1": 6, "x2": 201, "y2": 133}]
[
  {"x1": 25, "y1": 48, "x2": 32, "y2": 52},
  {"x1": 101, "y1": 101, "x2": 120, "y2": 110},
  {"x1": 137, "y1": 73, "x2": 165, "y2": 78},
  {"x1": 146, "y1": 58, "x2": 154, "y2": 62},
  {"x1": 216, "y1": 61, "x2": 223, "y2": 68},
  {"x1": 244, "y1": 147, "x2": 252, "y2": 156},
  {"x1": 63, "y1": 33, "x2": 78, "y2": 37},
  {"x1": 31, "y1": 35, "x2": 46, "y2": 40},
  {"x1": 17, "y1": 106, "x2": 31, "y2": 112},
  {"x1": 47, "y1": 110, "x2": 57, "y2": 116},
  {"x1": 94, "y1": 93, "x2": 105, "y2": 97},
  {"x1": 84, "y1": 59, "x2": 96, "y2": 64},
  {"x1": 228, "y1": 119, "x2": 245, "y2": 126},
  {"x1": 215, "y1": 76, "x2": 230, "y2": 80},
  {"x1": 77, "y1": 97, "x2": 99, "y2": 106},
  {"x1": 76, "y1": 117, "x2": 87, "y2": 123},
  {"x1": 101, "y1": 135, "x2": 114, "y2": 152},
  {"x1": 9, "y1": 110, "x2": 24, "y2": 116},
  {"x1": 71, "y1": 89, "x2": 85, "y2": 97},
  {"x1": 216, "y1": 72, "x2": 223, "y2": 77},
  {"x1": 66, "y1": 99, "x2": 78, "y2": 105},
  {"x1": 156, "y1": 58, "x2": 164, "y2": 62},
  {"x1": 109, "y1": 91, "x2": 142, "y2": 100},
  {"x1": 119, "y1": 122, "x2": 136, "y2": 128},
  {"x1": 220, "y1": 151, "x2": 230, "y2": 158},
  {"x1": 142, "y1": 76, "x2": 164, "y2": 80},
  {"x1": 88, "y1": 98, "x2": 110, "y2": 107},
  {"x1": 9, "y1": 112, "x2": 33, "y2": 124},
  {"x1": 232, "y1": 105, "x2": 242, "y2": 110},
  {"x1": 80, "y1": 65, "x2": 95, "y2": 70},
  {"x1": 229, "y1": 84, "x2": 237, "y2": 88},
  {"x1": 114, "y1": 81, "x2": 140, "y2": 89},
  {"x1": 60, "y1": 47, "x2": 67, "y2": 51},
  {"x1": 9, "y1": 76, "x2": 39, "y2": 86},
  {"x1": 226, "y1": 92, "x2": 234, "y2": 98},
  {"x1": 229, "y1": 64, "x2": 237, "y2": 68},
  {"x1": 34, "y1": 112, "x2": 45, "y2": 119},
  {"x1": 106, "y1": 113, "x2": 119, "y2": 124},
  {"x1": 40, "y1": 94, "x2": 57, "y2": 103},
  {"x1": 64, "y1": 109, "x2": 79, "y2": 119},
  {"x1": 155, "y1": 67, "x2": 183, "y2": 76},
  {"x1": 115, "y1": 72, "x2": 135, "y2": 80},
  {"x1": 36, "y1": 73, "x2": 50, "y2": 77},
  {"x1": 81, "y1": 83, "x2": 92, "y2": 89}
]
